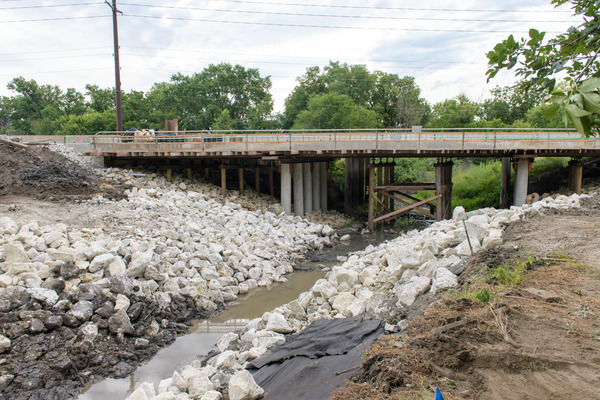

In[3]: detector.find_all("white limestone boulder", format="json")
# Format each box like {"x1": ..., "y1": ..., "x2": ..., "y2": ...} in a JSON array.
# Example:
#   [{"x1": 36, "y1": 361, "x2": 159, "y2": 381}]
[
  {"x1": 228, "y1": 370, "x2": 264, "y2": 400},
  {"x1": 394, "y1": 276, "x2": 431, "y2": 307},
  {"x1": 430, "y1": 268, "x2": 458, "y2": 294}
]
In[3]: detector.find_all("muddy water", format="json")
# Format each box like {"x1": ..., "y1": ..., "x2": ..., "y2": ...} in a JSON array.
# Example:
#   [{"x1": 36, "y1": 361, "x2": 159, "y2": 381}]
[{"x1": 78, "y1": 232, "x2": 396, "y2": 399}]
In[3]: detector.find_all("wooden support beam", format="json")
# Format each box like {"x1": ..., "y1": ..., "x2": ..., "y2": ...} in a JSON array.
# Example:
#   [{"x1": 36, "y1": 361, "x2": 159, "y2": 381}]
[
  {"x1": 269, "y1": 166, "x2": 274, "y2": 197},
  {"x1": 255, "y1": 167, "x2": 260, "y2": 194},
  {"x1": 379, "y1": 191, "x2": 436, "y2": 219},
  {"x1": 377, "y1": 163, "x2": 383, "y2": 215},
  {"x1": 221, "y1": 168, "x2": 226, "y2": 197},
  {"x1": 186, "y1": 168, "x2": 192, "y2": 180},
  {"x1": 374, "y1": 194, "x2": 441, "y2": 224},
  {"x1": 239, "y1": 168, "x2": 244, "y2": 194},
  {"x1": 166, "y1": 168, "x2": 172, "y2": 183},
  {"x1": 368, "y1": 165, "x2": 375, "y2": 231}
]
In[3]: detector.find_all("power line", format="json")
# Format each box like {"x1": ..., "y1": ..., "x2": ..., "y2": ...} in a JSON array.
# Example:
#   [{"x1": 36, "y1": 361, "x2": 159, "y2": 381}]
[
  {"x1": 0, "y1": 2, "x2": 101, "y2": 10},
  {"x1": 0, "y1": 46, "x2": 111, "y2": 56},
  {"x1": 205, "y1": 0, "x2": 572, "y2": 14},
  {"x1": 0, "y1": 15, "x2": 109, "y2": 23},
  {"x1": 0, "y1": 53, "x2": 112, "y2": 63},
  {"x1": 118, "y1": 3, "x2": 576, "y2": 23},
  {"x1": 124, "y1": 14, "x2": 560, "y2": 33},
  {"x1": 122, "y1": 45, "x2": 477, "y2": 65}
]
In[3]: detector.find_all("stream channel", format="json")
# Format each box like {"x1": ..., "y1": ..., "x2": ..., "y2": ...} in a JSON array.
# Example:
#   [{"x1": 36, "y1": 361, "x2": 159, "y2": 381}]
[{"x1": 78, "y1": 231, "x2": 398, "y2": 399}]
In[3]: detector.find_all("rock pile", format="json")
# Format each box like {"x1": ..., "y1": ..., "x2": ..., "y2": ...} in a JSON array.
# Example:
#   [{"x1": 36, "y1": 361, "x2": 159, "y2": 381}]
[
  {"x1": 128, "y1": 192, "x2": 588, "y2": 400},
  {"x1": 0, "y1": 168, "x2": 336, "y2": 399}
]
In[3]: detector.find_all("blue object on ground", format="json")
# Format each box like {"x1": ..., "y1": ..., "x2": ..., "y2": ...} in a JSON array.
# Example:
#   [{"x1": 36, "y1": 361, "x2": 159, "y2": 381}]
[{"x1": 435, "y1": 388, "x2": 445, "y2": 400}]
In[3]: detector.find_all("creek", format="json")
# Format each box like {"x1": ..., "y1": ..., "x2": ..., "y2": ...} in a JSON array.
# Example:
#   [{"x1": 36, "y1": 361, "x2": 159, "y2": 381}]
[{"x1": 78, "y1": 231, "x2": 397, "y2": 400}]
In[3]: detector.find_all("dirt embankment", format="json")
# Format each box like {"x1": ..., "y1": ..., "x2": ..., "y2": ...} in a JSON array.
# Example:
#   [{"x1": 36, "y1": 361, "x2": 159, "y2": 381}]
[
  {"x1": 334, "y1": 197, "x2": 600, "y2": 400},
  {"x1": 0, "y1": 140, "x2": 124, "y2": 202}
]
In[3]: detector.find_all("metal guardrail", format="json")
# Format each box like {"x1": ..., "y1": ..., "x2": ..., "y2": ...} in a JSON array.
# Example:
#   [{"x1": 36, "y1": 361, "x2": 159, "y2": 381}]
[{"x1": 87, "y1": 129, "x2": 597, "y2": 154}]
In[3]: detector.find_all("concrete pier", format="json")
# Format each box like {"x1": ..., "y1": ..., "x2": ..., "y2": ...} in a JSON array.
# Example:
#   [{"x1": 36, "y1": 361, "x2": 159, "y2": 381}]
[
  {"x1": 513, "y1": 158, "x2": 530, "y2": 206},
  {"x1": 319, "y1": 162, "x2": 327, "y2": 211},
  {"x1": 281, "y1": 164, "x2": 292, "y2": 214},
  {"x1": 303, "y1": 163, "x2": 313, "y2": 215},
  {"x1": 293, "y1": 163, "x2": 304, "y2": 215},
  {"x1": 312, "y1": 163, "x2": 321, "y2": 212}
]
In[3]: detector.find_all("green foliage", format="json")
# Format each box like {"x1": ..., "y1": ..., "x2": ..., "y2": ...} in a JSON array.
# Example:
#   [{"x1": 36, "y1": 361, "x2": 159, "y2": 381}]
[
  {"x1": 154, "y1": 63, "x2": 273, "y2": 131},
  {"x1": 283, "y1": 61, "x2": 429, "y2": 129},
  {"x1": 292, "y1": 93, "x2": 378, "y2": 129},
  {"x1": 394, "y1": 158, "x2": 435, "y2": 182},
  {"x1": 486, "y1": 0, "x2": 600, "y2": 136},
  {"x1": 475, "y1": 288, "x2": 491, "y2": 303},
  {"x1": 451, "y1": 160, "x2": 502, "y2": 210},
  {"x1": 482, "y1": 84, "x2": 547, "y2": 125},
  {"x1": 490, "y1": 251, "x2": 536, "y2": 286},
  {"x1": 328, "y1": 159, "x2": 346, "y2": 190},
  {"x1": 427, "y1": 94, "x2": 481, "y2": 128},
  {"x1": 530, "y1": 157, "x2": 569, "y2": 174},
  {"x1": 212, "y1": 109, "x2": 234, "y2": 131}
]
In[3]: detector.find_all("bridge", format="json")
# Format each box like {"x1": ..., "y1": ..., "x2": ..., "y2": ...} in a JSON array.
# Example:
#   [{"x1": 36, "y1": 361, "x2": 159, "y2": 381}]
[{"x1": 84, "y1": 129, "x2": 600, "y2": 227}]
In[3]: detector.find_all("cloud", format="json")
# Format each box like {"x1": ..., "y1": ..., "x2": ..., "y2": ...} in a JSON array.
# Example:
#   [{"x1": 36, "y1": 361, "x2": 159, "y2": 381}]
[{"x1": 0, "y1": 0, "x2": 583, "y2": 114}]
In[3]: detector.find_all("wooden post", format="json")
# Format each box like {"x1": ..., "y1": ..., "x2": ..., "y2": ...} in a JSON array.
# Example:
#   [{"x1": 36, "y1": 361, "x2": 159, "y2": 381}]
[
  {"x1": 238, "y1": 168, "x2": 244, "y2": 194},
  {"x1": 368, "y1": 164, "x2": 375, "y2": 231},
  {"x1": 435, "y1": 160, "x2": 453, "y2": 220},
  {"x1": 499, "y1": 157, "x2": 511, "y2": 209},
  {"x1": 186, "y1": 168, "x2": 192, "y2": 180},
  {"x1": 255, "y1": 167, "x2": 260, "y2": 194},
  {"x1": 221, "y1": 168, "x2": 226, "y2": 197},
  {"x1": 269, "y1": 166, "x2": 274, "y2": 197},
  {"x1": 377, "y1": 162, "x2": 383, "y2": 216},
  {"x1": 568, "y1": 159, "x2": 583, "y2": 194},
  {"x1": 166, "y1": 168, "x2": 172, "y2": 183}
]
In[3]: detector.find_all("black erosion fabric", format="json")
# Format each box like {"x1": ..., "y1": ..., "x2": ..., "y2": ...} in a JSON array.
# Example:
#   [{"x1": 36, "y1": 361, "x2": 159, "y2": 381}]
[{"x1": 249, "y1": 316, "x2": 384, "y2": 400}]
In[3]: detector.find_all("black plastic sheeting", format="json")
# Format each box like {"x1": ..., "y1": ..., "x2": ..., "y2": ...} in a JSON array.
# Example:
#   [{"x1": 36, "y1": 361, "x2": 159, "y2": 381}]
[{"x1": 248, "y1": 316, "x2": 384, "y2": 400}]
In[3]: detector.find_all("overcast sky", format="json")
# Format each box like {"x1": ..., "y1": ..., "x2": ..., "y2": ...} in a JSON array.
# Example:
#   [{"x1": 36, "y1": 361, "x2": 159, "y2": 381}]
[{"x1": 0, "y1": 0, "x2": 582, "y2": 112}]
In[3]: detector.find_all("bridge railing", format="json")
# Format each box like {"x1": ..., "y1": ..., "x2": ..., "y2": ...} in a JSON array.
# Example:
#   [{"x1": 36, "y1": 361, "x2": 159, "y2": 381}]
[{"x1": 89, "y1": 128, "x2": 595, "y2": 153}]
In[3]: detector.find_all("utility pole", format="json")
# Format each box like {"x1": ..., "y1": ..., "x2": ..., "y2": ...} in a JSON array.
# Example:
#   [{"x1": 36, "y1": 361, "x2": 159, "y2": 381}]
[{"x1": 106, "y1": 0, "x2": 123, "y2": 132}]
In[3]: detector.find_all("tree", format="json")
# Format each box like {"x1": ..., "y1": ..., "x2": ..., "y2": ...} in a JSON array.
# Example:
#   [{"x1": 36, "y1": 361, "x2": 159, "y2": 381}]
[
  {"x1": 6, "y1": 77, "x2": 63, "y2": 134},
  {"x1": 283, "y1": 62, "x2": 428, "y2": 129},
  {"x1": 212, "y1": 109, "x2": 233, "y2": 130},
  {"x1": 427, "y1": 94, "x2": 481, "y2": 128},
  {"x1": 486, "y1": 0, "x2": 600, "y2": 135},
  {"x1": 292, "y1": 93, "x2": 379, "y2": 129},
  {"x1": 482, "y1": 84, "x2": 546, "y2": 125},
  {"x1": 152, "y1": 63, "x2": 273, "y2": 130},
  {"x1": 85, "y1": 84, "x2": 115, "y2": 113}
]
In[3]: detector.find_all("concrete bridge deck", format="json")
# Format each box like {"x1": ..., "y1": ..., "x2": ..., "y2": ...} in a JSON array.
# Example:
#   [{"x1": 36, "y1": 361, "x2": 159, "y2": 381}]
[{"x1": 86, "y1": 130, "x2": 600, "y2": 161}]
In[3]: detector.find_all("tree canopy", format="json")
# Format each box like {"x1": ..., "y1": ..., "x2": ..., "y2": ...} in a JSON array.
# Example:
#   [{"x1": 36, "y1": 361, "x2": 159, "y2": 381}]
[
  {"x1": 282, "y1": 62, "x2": 430, "y2": 129},
  {"x1": 486, "y1": 0, "x2": 600, "y2": 136}
]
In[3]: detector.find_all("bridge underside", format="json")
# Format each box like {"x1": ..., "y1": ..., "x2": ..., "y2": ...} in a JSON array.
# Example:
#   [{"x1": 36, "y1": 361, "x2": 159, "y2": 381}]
[{"x1": 85, "y1": 131, "x2": 596, "y2": 222}]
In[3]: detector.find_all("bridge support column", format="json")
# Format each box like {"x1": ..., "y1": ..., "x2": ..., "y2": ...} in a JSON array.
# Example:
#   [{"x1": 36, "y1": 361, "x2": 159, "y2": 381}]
[
  {"x1": 568, "y1": 159, "x2": 583, "y2": 194},
  {"x1": 319, "y1": 162, "x2": 328, "y2": 211},
  {"x1": 513, "y1": 158, "x2": 531, "y2": 206},
  {"x1": 303, "y1": 163, "x2": 313, "y2": 215},
  {"x1": 280, "y1": 164, "x2": 292, "y2": 214},
  {"x1": 238, "y1": 168, "x2": 244, "y2": 194},
  {"x1": 357, "y1": 158, "x2": 366, "y2": 206},
  {"x1": 221, "y1": 168, "x2": 226, "y2": 197},
  {"x1": 255, "y1": 167, "x2": 260, "y2": 194},
  {"x1": 269, "y1": 166, "x2": 274, "y2": 197},
  {"x1": 344, "y1": 158, "x2": 353, "y2": 216},
  {"x1": 293, "y1": 163, "x2": 304, "y2": 215},
  {"x1": 312, "y1": 163, "x2": 321, "y2": 212},
  {"x1": 435, "y1": 160, "x2": 453, "y2": 220},
  {"x1": 500, "y1": 157, "x2": 511, "y2": 209}
]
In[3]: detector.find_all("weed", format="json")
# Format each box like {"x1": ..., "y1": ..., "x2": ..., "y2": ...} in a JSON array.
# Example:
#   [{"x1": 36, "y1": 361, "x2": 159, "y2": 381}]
[{"x1": 475, "y1": 288, "x2": 491, "y2": 303}]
